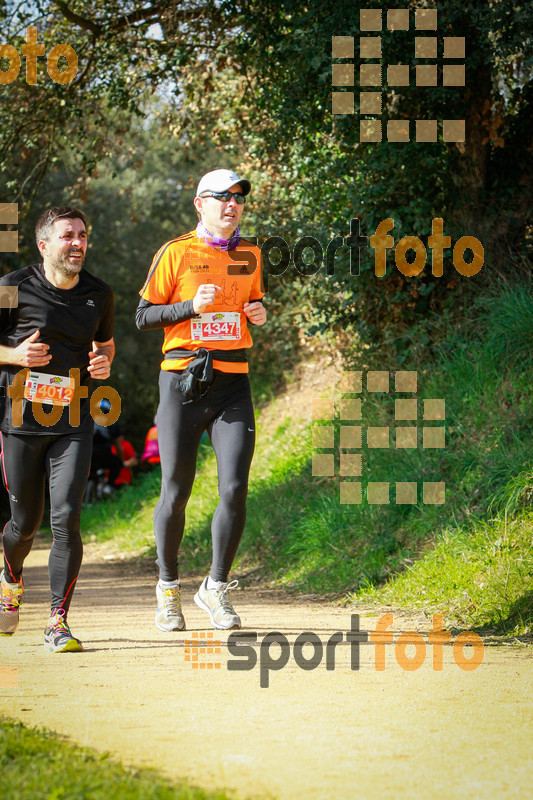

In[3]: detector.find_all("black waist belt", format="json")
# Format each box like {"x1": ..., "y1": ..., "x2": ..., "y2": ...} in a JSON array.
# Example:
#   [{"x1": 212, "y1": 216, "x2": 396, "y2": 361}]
[
  {"x1": 164, "y1": 348, "x2": 247, "y2": 363},
  {"x1": 163, "y1": 348, "x2": 247, "y2": 403}
]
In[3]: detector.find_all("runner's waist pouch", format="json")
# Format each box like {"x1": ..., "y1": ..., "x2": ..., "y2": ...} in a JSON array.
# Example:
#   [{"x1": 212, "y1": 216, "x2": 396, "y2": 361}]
[{"x1": 164, "y1": 348, "x2": 247, "y2": 403}]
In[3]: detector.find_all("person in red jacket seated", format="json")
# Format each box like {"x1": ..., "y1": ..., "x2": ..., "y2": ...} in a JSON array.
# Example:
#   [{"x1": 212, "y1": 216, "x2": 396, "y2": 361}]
[{"x1": 111, "y1": 439, "x2": 138, "y2": 486}]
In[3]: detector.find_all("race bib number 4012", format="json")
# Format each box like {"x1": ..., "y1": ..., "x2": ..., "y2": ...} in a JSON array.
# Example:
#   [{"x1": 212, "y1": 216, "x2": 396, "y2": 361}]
[
  {"x1": 24, "y1": 372, "x2": 73, "y2": 406},
  {"x1": 191, "y1": 312, "x2": 241, "y2": 341}
]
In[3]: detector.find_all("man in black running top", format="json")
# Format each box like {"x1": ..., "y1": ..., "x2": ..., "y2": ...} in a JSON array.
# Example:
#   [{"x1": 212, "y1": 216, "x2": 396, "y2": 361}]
[
  {"x1": 0, "y1": 206, "x2": 114, "y2": 652},
  {"x1": 137, "y1": 168, "x2": 266, "y2": 631}
]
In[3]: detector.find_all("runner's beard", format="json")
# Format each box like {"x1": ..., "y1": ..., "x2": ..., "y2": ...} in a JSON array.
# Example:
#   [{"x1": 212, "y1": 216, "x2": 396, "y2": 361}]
[{"x1": 51, "y1": 250, "x2": 85, "y2": 278}]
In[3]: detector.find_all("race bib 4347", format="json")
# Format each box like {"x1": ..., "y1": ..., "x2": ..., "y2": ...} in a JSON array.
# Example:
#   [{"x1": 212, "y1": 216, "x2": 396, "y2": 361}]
[{"x1": 191, "y1": 312, "x2": 241, "y2": 341}]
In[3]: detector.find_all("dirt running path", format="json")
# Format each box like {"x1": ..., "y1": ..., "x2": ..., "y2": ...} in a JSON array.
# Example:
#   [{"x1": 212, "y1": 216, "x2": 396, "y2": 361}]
[{"x1": 1, "y1": 543, "x2": 532, "y2": 800}]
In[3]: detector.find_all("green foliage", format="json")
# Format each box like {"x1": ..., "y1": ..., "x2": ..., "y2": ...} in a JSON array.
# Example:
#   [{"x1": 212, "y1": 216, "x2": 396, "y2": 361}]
[
  {"x1": 0, "y1": 716, "x2": 236, "y2": 800},
  {"x1": 481, "y1": 285, "x2": 533, "y2": 366},
  {"x1": 0, "y1": 1, "x2": 213, "y2": 197}
]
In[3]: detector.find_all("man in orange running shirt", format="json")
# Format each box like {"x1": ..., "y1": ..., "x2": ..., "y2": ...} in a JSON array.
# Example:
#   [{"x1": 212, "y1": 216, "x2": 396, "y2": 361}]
[{"x1": 137, "y1": 169, "x2": 266, "y2": 631}]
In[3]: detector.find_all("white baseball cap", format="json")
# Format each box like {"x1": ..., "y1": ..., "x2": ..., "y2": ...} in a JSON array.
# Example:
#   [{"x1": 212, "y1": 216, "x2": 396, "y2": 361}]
[{"x1": 196, "y1": 169, "x2": 251, "y2": 197}]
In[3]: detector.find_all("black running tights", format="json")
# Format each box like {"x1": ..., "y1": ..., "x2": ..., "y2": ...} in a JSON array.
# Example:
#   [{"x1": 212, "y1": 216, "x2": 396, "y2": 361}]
[
  {"x1": 154, "y1": 369, "x2": 255, "y2": 583},
  {"x1": 1, "y1": 431, "x2": 92, "y2": 613}
]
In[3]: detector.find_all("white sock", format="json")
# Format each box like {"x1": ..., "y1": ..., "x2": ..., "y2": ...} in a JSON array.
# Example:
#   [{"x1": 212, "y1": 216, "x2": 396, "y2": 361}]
[
  {"x1": 159, "y1": 579, "x2": 179, "y2": 589},
  {"x1": 207, "y1": 576, "x2": 224, "y2": 590}
]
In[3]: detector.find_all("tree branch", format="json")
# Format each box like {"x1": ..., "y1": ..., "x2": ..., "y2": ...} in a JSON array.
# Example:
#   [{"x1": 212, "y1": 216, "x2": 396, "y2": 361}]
[
  {"x1": 54, "y1": 1, "x2": 208, "y2": 38},
  {"x1": 109, "y1": 3, "x2": 170, "y2": 31},
  {"x1": 54, "y1": 1, "x2": 101, "y2": 35}
]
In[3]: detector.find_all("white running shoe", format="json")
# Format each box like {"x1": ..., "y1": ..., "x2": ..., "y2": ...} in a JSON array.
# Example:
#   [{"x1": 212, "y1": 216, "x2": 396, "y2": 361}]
[
  {"x1": 194, "y1": 578, "x2": 241, "y2": 630},
  {"x1": 0, "y1": 569, "x2": 23, "y2": 636},
  {"x1": 155, "y1": 581, "x2": 186, "y2": 631}
]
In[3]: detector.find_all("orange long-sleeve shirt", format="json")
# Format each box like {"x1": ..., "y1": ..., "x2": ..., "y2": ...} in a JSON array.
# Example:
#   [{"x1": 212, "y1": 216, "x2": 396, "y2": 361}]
[{"x1": 140, "y1": 231, "x2": 264, "y2": 373}]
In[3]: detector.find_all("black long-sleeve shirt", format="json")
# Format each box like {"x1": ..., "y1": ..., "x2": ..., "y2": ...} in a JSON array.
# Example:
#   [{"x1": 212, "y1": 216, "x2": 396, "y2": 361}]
[{"x1": 135, "y1": 297, "x2": 195, "y2": 331}]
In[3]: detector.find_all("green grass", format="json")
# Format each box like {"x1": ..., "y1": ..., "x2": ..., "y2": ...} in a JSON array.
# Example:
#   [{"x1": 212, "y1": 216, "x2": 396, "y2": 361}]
[
  {"x1": 0, "y1": 717, "x2": 239, "y2": 800},
  {"x1": 80, "y1": 467, "x2": 164, "y2": 552},
  {"x1": 357, "y1": 512, "x2": 533, "y2": 635},
  {"x1": 78, "y1": 284, "x2": 533, "y2": 635}
]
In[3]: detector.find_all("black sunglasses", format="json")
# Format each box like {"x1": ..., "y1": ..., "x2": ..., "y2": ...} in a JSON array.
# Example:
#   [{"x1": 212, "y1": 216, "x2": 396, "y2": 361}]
[{"x1": 200, "y1": 191, "x2": 246, "y2": 204}]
